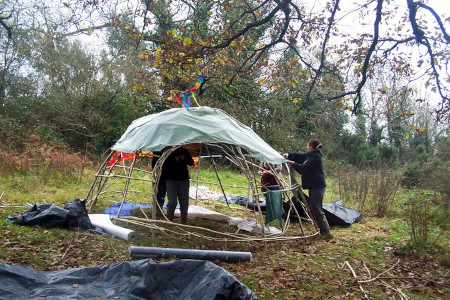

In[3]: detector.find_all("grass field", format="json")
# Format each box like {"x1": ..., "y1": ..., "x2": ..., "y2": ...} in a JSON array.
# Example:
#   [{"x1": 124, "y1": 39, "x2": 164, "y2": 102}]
[{"x1": 0, "y1": 167, "x2": 448, "y2": 299}]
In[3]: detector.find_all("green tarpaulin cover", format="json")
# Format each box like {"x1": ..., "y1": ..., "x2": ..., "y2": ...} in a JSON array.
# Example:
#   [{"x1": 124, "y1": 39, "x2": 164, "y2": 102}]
[{"x1": 111, "y1": 107, "x2": 287, "y2": 164}]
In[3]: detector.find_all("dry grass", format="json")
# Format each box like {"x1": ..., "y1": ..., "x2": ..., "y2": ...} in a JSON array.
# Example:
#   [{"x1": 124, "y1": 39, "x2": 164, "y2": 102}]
[{"x1": 0, "y1": 135, "x2": 91, "y2": 174}]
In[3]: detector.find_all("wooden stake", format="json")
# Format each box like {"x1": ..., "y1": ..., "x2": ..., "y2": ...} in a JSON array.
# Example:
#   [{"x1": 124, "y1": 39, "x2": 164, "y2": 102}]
[
  {"x1": 115, "y1": 154, "x2": 137, "y2": 219},
  {"x1": 205, "y1": 144, "x2": 229, "y2": 207}
]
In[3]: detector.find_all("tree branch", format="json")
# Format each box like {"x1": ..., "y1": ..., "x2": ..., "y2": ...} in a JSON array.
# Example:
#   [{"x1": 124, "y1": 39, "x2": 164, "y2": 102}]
[
  {"x1": 378, "y1": 37, "x2": 416, "y2": 57},
  {"x1": 0, "y1": 13, "x2": 12, "y2": 39},
  {"x1": 224, "y1": 0, "x2": 292, "y2": 85},
  {"x1": 352, "y1": 0, "x2": 384, "y2": 113},
  {"x1": 407, "y1": 0, "x2": 449, "y2": 119},
  {"x1": 202, "y1": 0, "x2": 289, "y2": 51},
  {"x1": 60, "y1": 23, "x2": 112, "y2": 38},
  {"x1": 306, "y1": 0, "x2": 341, "y2": 102},
  {"x1": 135, "y1": 0, "x2": 152, "y2": 50},
  {"x1": 416, "y1": 1, "x2": 450, "y2": 43}
]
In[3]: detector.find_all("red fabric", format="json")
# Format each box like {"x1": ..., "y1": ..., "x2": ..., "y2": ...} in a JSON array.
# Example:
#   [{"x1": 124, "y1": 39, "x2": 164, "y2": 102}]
[
  {"x1": 108, "y1": 151, "x2": 136, "y2": 166},
  {"x1": 261, "y1": 172, "x2": 277, "y2": 186}
]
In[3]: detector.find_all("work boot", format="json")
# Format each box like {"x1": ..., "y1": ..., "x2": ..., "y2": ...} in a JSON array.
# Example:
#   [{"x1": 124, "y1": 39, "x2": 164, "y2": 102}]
[
  {"x1": 155, "y1": 206, "x2": 164, "y2": 219},
  {"x1": 317, "y1": 215, "x2": 332, "y2": 239},
  {"x1": 157, "y1": 201, "x2": 165, "y2": 216},
  {"x1": 180, "y1": 210, "x2": 188, "y2": 225},
  {"x1": 166, "y1": 209, "x2": 175, "y2": 222}
]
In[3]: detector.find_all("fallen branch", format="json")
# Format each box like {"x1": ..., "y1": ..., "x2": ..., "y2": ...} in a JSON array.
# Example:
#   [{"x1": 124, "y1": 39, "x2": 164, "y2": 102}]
[
  {"x1": 363, "y1": 261, "x2": 371, "y2": 278},
  {"x1": 352, "y1": 259, "x2": 413, "y2": 299},
  {"x1": 358, "y1": 259, "x2": 400, "y2": 283},
  {"x1": 363, "y1": 276, "x2": 419, "y2": 281},
  {"x1": 60, "y1": 246, "x2": 71, "y2": 261},
  {"x1": 380, "y1": 280, "x2": 410, "y2": 300},
  {"x1": 81, "y1": 231, "x2": 126, "y2": 262},
  {"x1": 344, "y1": 261, "x2": 369, "y2": 299}
]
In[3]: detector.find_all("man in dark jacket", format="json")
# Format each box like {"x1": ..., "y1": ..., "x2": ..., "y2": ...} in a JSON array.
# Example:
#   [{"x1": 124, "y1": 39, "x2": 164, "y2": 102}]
[
  {"x1": 163, "y1": 147, "x2": 194, "y2": 224},
  {"x1": 283, "y1": 138, "x2": 331, "y2": 238}
]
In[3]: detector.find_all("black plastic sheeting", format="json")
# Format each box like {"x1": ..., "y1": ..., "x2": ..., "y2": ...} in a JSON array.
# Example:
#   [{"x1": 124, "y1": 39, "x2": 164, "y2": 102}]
[
  {"x1": 0, "y1": 259, "x2": 258, "y2": 300},
  {"x1": 223, "y1": 195, "x2": 360, "y2": 226},
  {"x1": 286, "y1": 198, "x2": 360, "y2": 226},
  {"x1": 283, "y1": 197, "x2": 360, "y2": 226},
  {"x1": 7, "y1": 198, "x2": 95, "y2": 231},
  {"x1": 323, "y1": 200, "x2": 360, "y2": 226}
]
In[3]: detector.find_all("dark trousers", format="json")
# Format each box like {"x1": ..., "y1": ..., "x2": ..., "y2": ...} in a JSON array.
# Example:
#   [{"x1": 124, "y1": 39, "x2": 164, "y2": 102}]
[
  {"x1": 166, "y1": 180, "x2": 190, "y2": 213},
  {"x1": 156, "y1": 179, "x2": 166, "y2": 209},
  {"x1": 308, "y1": 187, "x2": 326, "y2": 220}
]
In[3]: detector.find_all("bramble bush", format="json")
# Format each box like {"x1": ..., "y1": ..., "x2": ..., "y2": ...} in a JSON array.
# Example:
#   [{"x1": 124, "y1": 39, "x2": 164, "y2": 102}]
[{"x1": 0, "y1": 135, "x2": 92, "y2": 174}]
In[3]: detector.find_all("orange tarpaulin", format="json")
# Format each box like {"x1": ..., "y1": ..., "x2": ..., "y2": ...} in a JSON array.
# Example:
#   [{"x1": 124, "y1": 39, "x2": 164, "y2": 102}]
[
  {"x1": 108, "y1": 151, "x2": 153, "y2": 167},
  {"x1": 108, "y1": 150, "x2": 199, "y2": 168},
  {"x1": 108, "y1": 152, "x2": 135, "y2": 167}
]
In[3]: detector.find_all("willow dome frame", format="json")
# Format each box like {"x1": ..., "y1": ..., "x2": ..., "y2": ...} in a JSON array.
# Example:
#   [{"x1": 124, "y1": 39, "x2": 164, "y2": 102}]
[{"x1": 86, "y1": 107, "x2": 319, "y2": 241}]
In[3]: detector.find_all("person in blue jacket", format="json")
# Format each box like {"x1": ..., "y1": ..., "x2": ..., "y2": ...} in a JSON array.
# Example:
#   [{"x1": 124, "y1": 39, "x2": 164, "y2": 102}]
[{"x1": 283, "y1": 138, "x2": 331, "y2": 238}]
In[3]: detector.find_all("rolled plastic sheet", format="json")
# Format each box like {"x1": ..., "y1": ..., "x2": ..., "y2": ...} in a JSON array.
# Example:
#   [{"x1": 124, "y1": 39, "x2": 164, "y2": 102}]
[
  {"x1": 130, "y1": 246, "x2": 252, "y2": 262},
  {"x1": 89, "y1": 214, "x2": 136, "y2": 241}
]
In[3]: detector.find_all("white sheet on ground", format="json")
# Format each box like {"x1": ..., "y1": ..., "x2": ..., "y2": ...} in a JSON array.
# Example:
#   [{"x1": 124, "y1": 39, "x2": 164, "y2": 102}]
[
  {"x1": 189, "y1": 185, "x2": 222, "y2": 200},
  {"x1": 174, "y1": 205, "x2": 282, "y2": 235}
]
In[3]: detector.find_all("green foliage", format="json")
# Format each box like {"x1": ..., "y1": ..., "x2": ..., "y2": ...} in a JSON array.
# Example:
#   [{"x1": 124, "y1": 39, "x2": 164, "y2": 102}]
[
  {"x1": 0, "y1": 116, "x2": 27, "y2": 150},
  {"x1": 377, "y1": 144, "x2": 399, "y2": 166},
  {"x1": 327, "y1": 128, "x2": 401, "y2": 168},
  {"x1": 402, "y1": 153, "x2": 450, "y2": 194},
  {"x1": 403, "y1": 191, "x2": 449, "y2": 256},
  {"x1": 329, "y1": 130, "x2": 368, "y2": 166},
  {"x1": 402, "y1": 162, "x2": 422, "y2": 188}
]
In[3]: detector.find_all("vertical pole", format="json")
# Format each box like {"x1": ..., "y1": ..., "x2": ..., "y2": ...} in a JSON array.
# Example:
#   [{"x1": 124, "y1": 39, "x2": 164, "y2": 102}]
[
  {"x1": 116, "y1": 153, "x2": 137, "y2": 219},
  {"x1": 205, "y1": 144, "x2": 229, "y2": 207},
  {"x1": 235, "y1": 146, "x2": 265, "y2": 239},
  {"x1": 151, "y1": 152, "x2": 158, "y2": 221},
  {"x1": 151, "y1": 147, "x2": 176, "y2": 220},
  {"x1": 87, "y1": 151, "x2": 114, "y2": 212},
  {"x1": 195, "y1": 144, "x2": 203, "y2": 203}
]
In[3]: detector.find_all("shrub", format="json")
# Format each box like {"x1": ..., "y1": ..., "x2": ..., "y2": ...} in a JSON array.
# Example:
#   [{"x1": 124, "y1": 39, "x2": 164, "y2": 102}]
[
  {"x1": 402, "y1": 162, "x2": 422, "y2": 188},
  {"x1": 0, "y1": 135, "x2": 92, "y2": 174},
  {"x1": 329, "y1": 163, "x2": 401, "y2": 216},
  {"x1": 403, "y1": 191, "x2": 448, "y2": 254},
  {"x1": 371, "y1": 168, "x2": 401, "y2": 217},
  {"x1": 334, "y1": 165, "x2": 370, "y2": 212}
]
